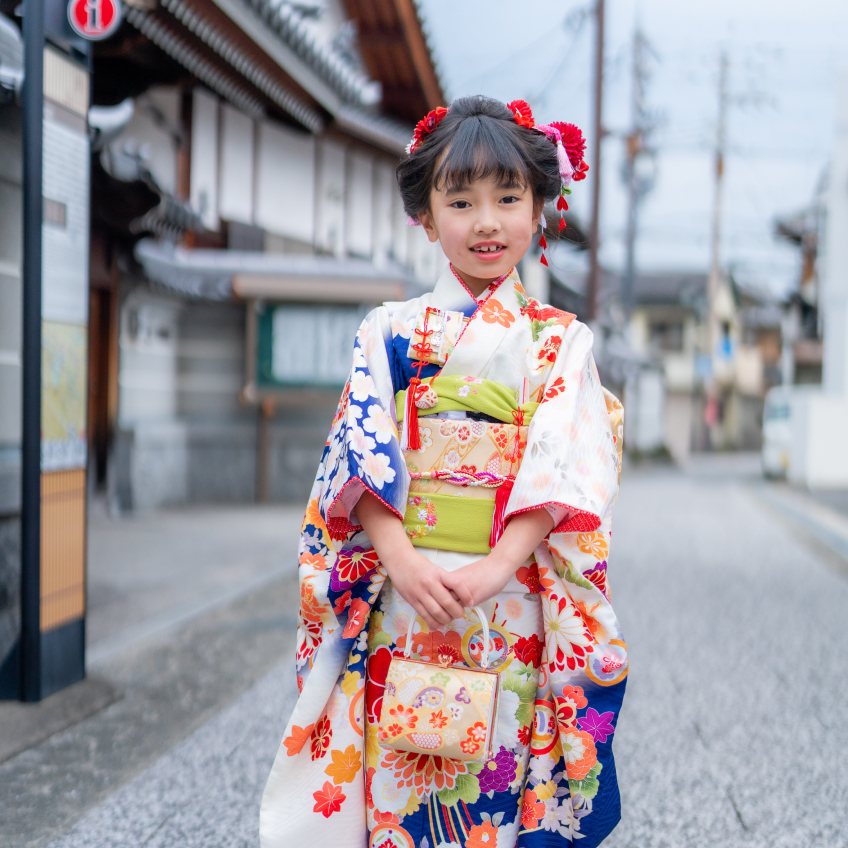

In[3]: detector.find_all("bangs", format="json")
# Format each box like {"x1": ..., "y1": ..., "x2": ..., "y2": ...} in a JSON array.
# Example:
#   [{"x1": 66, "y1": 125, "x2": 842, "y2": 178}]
[{"x1": 433, "y1": 116, "x2": 529, "y2": 193}]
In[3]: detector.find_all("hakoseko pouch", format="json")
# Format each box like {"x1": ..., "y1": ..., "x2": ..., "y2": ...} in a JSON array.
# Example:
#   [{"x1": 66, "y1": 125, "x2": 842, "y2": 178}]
[{"x1": 378, "y1": 605, "x2": 500, "y2": 764}]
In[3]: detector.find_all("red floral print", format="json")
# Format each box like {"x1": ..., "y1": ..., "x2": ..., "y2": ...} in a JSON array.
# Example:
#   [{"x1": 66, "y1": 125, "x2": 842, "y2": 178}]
[
  {"x1": 521, "y1": 788, "x2": 546, "y2": 828},
  {"x1": 513, "y1": 633, "x2": 543, "y2": 668},
  {"x1": 342, "y1": 597, "x2": 370, "y2": 639},
  {"x1": 310, "y1": 715, "x2": 332, "y2": 760},
  {"x1": 312, "y1": 781, "x2": 345, "y2": 817}
]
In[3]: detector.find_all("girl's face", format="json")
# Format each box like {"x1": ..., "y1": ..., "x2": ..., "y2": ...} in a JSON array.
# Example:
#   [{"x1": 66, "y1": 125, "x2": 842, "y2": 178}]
[{"x1": 418, "y1": 174, "x2": 540, "y2": 297}]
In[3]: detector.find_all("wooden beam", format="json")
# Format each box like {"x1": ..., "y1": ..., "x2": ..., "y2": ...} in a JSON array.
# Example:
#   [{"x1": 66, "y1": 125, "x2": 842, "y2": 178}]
[{"x1": 391, "y1": 0, "x2": 444, "y2": 109}]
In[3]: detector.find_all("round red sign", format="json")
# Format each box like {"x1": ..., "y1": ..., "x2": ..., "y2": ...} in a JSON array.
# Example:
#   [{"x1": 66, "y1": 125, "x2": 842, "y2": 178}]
[{"x1": 67, "y1": 0, "x2": 123, "y2": 41}]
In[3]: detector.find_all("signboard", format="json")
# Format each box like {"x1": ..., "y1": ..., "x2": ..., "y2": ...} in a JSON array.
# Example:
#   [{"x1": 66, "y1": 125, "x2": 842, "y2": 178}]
[
  {"x1": 67, "y1": 0, "x2": 122, "y2": 41},
  {"x1": 41, "y1": 86, "x2": 90, "y2": 471},
  {"x1": 256, "y1": 304, "x2": 367, "y2": 389}
]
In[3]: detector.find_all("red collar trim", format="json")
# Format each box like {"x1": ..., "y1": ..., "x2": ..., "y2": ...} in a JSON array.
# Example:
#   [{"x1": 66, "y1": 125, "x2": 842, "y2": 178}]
[{"x1": 450, "y1": 265, "x2": 513, "y2": 306}]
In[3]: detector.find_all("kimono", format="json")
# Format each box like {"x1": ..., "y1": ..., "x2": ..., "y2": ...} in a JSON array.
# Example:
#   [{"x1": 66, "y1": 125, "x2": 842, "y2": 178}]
[{"x1": 260, "y1": 265, "x2": 627, "y2": 848}]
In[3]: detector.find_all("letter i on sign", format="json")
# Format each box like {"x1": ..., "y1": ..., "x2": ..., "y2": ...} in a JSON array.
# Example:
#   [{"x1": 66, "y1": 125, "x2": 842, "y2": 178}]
[{"x1": 67, "y1": 0, "x2": 123, "y2": 41}]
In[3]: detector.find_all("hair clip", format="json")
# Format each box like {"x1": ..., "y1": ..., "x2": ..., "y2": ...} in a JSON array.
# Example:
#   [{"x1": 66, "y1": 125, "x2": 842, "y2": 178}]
[{"x1": 407, "y1": 106, "x2": 449, "y2": 154}]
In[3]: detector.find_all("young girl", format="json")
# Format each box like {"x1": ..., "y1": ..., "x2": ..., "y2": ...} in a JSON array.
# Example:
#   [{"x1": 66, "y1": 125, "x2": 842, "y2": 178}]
[{"x1": 261, "y1": 96, "x2": 627, "y2": 848}]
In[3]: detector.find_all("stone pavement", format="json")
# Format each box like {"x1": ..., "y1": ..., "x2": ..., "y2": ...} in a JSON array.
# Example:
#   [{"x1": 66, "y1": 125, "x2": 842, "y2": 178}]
[
  {"x1": 1, "y1": 504, "x2": 303, "y2": 848},
  {"x1": 85, "y1": 503, "x2": 304, "y2": 661},
  {"x1": 5, "y1": 459, "x2": 848, "y2": 847}
]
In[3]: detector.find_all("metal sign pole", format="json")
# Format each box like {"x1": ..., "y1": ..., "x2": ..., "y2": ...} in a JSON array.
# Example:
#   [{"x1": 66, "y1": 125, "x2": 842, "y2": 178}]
[{"x1": 21, "y1": 0, "x2": 45, "y2": 702}]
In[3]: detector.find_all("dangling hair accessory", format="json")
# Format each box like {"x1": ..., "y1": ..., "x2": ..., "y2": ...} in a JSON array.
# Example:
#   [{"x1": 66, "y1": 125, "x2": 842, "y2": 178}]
[
  {"x1": 505, "y1": 101, "x2": 589, "y2": 258},
  {"x1": 535, "y1": 121, "x2": 588, "y2": 238}
]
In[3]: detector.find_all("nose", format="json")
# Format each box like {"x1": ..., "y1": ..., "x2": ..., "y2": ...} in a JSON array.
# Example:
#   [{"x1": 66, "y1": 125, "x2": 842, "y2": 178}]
[{"x1": 473, "y1": 201, "x2": 501, "y2": 235}]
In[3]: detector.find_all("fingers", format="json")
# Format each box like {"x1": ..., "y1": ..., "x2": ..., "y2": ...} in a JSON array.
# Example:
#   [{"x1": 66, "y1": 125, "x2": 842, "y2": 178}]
[
  {"x1": 431, "y1": 582, "x2": 466, "y2": 622},
  {"x1": 440, "y1": 570, "x2": 475, "y2": 608},
  {"x1": 411, "y1": 601, "x2": 440, "y2": 631},
  {"x1": 420, "y1": 592, "x2": 454, "y2": 628}
]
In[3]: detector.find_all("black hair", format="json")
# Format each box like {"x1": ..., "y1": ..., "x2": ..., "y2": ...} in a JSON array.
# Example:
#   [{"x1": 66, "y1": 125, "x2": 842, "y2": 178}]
[{"x1": 396, "y1": 96, "x2": 561, "y2": 222}]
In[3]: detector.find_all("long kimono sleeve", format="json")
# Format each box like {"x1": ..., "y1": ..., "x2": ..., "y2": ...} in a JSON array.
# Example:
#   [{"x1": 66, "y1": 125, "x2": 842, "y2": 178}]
[
  {"x1": 316, "y1": 308, "x2": 409, "y2": 538},
  {"x1": 507, "y1": 320, "x2": 620, "y2": 532}
]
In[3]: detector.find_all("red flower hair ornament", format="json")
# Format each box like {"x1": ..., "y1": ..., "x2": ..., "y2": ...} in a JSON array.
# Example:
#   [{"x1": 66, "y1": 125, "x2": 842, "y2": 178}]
[
  {"x1": 507, "y1": 99, "x2": 535, "y2": 129},
  {"x1": 406, "y1": 106, "x2": 449, "y2": 154}
]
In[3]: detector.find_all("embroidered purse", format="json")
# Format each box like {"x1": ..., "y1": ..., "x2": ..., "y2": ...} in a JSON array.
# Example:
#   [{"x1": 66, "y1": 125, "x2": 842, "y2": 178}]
[{"x1": 378, "y1": 606, "x2": 499, "y2": 763}]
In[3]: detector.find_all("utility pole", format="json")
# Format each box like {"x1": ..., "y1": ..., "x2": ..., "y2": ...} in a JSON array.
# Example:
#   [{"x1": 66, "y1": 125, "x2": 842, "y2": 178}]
[
  {"x1": 586, "y1": 0, "x2": 605, "y2": 322},
  {"x1": 709, "y1": 51, "x2": 728, "y2": 350},
  {"x1": 621, "y1": 28, "x2": 655, "y2": 318},
  {"x1": 20, "y1": 0, "x2": 45, "y2": 702},
  {"x1": 704, "y1": 50, "x2": 728, "y2": 432}
]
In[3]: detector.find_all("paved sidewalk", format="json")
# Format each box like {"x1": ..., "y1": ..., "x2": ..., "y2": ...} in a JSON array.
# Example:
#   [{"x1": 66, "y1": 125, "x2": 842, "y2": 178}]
[
  {"x1": 1, "y1": 504, "x2": 303, "y2": 848},
  {"x1": 29, "y1": 456, "x2": 848, "y2": 848},
  {"x1": 43, "y1": 649, "x2": 296, "y2": 848},
  {"x1": 86, "y1": 503, "x2": 304, "y2": 662}
]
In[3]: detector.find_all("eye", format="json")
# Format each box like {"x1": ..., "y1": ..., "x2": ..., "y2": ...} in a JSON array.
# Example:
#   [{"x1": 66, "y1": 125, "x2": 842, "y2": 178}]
[
  {"x1": 450, "y1": 200, "x2": 471, "y2": 209},
  {"x1": 500, "y1": 195, "x2": 520, "y2": 204}
]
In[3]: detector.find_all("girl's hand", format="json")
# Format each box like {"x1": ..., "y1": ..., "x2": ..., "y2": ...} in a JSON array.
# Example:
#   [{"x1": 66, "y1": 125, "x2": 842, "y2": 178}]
[
  {"x1": 355, "y1": 491, "x2": 464, "y2": 630},
  {"x1": 439, "y1": 554, "x2": 514, "y2": 609},
  {"x1": 383, "y1": 550, "x2": 466, "y2": 631},
  {"x1": 441, "y1": 506, "x2": 556, "y2": 608}
]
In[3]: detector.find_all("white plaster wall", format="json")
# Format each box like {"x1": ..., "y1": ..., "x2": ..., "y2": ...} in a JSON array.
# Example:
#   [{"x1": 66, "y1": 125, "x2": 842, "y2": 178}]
[
  {"x1": 786, "y1": 388, "x2": 848, "y2": 485},
  {"x1": 372, "y1": 160, "x2": 395, "y2": 268},
  {"x1": 625, "y1": 368, "x2": 665, "y2": 453},
  {"x1": 663, "y1": 391, "x2": 693, "y2": 463},
  {"x1": 663, "y1": 352, "x2": 695, "y2": 392},
  {"x1": 821, "y1": 68, "x2": 848, "y2": 396},
  {"x1": 345, "y1": 150, "x2": 373, "y2": 257},
  {"x1": 118, "y1": 291, "x2": 183, "y2": 424},
  {"x1": 190, "y1": 89, "x2": 220, "y2": 231},
  {"x1": 218, "y1": 104, "x2": 254, "y2": 225},
  {"x1": 255, "y1": 120, "x2": 316, "y2": 243},
  {"x1": 391, "y1": 187, "x2": 411, "y2": 266},
  {"x1": 314, "y1": 138, "x2": 346, "y2": 257}
]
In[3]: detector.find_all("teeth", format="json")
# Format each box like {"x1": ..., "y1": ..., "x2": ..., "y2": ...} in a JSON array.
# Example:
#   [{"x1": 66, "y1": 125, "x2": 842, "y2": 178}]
[{"x1": 474, "y1": 246, "x2": 501, "y2": 253}]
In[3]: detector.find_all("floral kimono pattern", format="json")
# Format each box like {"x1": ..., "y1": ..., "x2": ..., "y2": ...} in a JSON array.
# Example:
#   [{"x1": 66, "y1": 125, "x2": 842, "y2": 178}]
[{"x1": 261, "y1": 266, "x2": 627, "y2": 848}]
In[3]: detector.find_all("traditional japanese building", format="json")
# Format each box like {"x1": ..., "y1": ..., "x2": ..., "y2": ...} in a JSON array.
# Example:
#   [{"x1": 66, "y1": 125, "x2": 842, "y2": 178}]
[{"x1": 85, "y1": 0, "x2": 447, "y2": 510}]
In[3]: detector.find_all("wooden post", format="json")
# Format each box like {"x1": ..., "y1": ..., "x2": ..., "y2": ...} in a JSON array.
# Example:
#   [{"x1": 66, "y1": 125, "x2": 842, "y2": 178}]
[{"x1": 256, "y1": 399, "x2": 275, "y2": 503}]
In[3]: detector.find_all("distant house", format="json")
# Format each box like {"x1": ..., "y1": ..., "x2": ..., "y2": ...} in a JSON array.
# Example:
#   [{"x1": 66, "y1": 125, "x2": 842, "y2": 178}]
[
  {"x1": 775, "y1": 202, "x2": 824, "y2": 385},
  {"x1": 767, "y1": 70, "x2": 848, "y2": 488},
  {"x1": 84, "y1": 0, "x2": 447, "y2": 510},
  {"x1": 549, "y1": 266, "x2": 773, "y2": 462}
]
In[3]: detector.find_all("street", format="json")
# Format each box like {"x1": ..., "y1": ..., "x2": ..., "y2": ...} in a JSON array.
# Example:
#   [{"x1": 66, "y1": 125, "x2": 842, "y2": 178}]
[{"x1": 3, "y1": 456, "x2": 848, "y2": 848}]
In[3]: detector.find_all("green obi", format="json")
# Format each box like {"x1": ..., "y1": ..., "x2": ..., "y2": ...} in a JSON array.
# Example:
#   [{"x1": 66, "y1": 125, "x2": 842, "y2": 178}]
[
  {"x1": 402, "y1": 493, "x2": 496, "y2": 555},
  {"x1": 395, "y1": 375, "x2": 539, "y2": 425}
]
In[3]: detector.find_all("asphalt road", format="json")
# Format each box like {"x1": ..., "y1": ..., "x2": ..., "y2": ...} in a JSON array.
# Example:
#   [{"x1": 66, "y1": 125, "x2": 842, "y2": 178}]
[{"x1": 8, "y1": 459, "x2": 848, "y2": 848}]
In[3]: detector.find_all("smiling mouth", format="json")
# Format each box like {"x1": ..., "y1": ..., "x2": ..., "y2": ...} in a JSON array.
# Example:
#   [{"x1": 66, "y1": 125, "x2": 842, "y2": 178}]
[{"x1": 471, "y1": 245, "x2": 505, "y2": 254}]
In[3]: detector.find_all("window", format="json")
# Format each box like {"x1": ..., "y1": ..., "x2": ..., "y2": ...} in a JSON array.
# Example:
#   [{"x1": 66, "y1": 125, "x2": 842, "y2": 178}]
[{"x1": 649, "y1": 321, "x2": 684, "y2": 352}]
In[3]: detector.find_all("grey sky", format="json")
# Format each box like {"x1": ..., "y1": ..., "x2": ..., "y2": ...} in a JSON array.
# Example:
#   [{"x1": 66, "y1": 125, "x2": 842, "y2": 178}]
[{"x1": 417, "y1": 0, "x2": 848, "y2": 295}]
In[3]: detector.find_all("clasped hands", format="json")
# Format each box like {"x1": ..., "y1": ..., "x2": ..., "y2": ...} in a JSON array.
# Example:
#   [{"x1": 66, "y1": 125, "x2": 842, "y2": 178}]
[
  {"x1": 384, "y1": 549, "x2": 513, "y2": 631},
  {"x1": 356, "y1": 491, "x2": 554, "y2": 632}
]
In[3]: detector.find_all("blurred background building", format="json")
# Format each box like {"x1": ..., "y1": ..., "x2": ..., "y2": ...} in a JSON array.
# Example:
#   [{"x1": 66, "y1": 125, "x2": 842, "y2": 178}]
[{"x1": 82, "y1": 0, "x2": 447, "y2": 510}]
